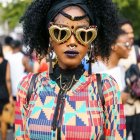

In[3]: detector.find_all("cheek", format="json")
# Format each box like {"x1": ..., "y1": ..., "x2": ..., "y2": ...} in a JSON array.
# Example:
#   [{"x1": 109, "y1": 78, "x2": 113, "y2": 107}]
[
  {"x1": 120, "y1": 47, "x2": 129, "y2": 56},
  {"x1": 51, "y1": 41, "x2": 59, "y2": 51},
  {"x1": 51, "y1": 42, "x2": 65, "y2": 57},
  {"x1": 81, "y1": 45, "x2": 89, "y2": 55}
]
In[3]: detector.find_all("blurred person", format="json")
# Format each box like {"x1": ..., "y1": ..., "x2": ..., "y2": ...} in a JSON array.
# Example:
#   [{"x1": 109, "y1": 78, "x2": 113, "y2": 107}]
[
  {"x1": 0, "y1": 43, "x2": 12, "y2": 140},
  {"x1": 92, "y1": 29, "x2": 131, "y2": 103},
  {"x1": 2, "y1": 36, "x2": 14, "y2": 57},
  {"x1": 33, "y1": 57, "x2": 49, "y2": 73},
  {"x1": 33, "y1": 51, "x2": 56, "y2": 73},
  {"x1": 118, "y1": 17, "x2": 140, "y2": 70},
  {"x1": 118, "y1": 17, "x2": 140, "y2": 140},
  {"x1": 5, "y1": 40, "x2": 32, "y2": 101},
  {"x1": 32, "y1": 51, "x2": 49, "y2": 73}
]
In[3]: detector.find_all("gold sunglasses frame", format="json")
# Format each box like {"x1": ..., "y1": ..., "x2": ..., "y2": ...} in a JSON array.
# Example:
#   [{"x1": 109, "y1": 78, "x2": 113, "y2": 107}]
[{"x1": 49, "y1": 24, "x2": 97, "y2": 45}]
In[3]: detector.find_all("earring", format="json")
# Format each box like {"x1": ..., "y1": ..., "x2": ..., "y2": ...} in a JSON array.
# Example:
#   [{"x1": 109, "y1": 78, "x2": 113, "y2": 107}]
[
  {"x1": 48, "y1": 44, "x2": 54, "y2": 74},
  {"x1": 88, "y1": 45, "x2": 94, "y2": 75}
]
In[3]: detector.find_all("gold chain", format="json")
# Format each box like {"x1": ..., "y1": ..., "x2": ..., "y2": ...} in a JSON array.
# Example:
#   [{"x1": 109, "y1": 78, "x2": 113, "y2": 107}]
[{"x1": 58, "y1": 74, "x2": 78, "y2": 91}]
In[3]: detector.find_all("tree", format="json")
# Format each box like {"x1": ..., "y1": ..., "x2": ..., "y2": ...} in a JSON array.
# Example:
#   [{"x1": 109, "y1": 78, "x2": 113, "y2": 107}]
[
  {"x1": 113, "y1": 0, "x2": 140, "y2": 38},
  {"x1": 0, "y1": 0, "x2": 140, "y2": 38},
  {"x1": 0, "y1": 0, "x2": 31, "y2": 30}
]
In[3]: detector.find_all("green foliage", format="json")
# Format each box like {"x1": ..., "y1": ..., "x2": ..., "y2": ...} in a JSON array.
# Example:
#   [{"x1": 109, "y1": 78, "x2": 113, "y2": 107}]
[
  {"x1": 0, "y1": 0, "x2": 140, "y2": 38},
  {"x1": 0, "y1": 0, "x2": 31, "y2": 29},
  {"x1": 113, "y1": 0, "x2": 140, "y2": 38}
]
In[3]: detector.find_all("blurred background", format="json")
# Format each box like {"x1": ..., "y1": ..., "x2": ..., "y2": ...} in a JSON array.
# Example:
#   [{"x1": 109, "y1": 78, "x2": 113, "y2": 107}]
[
  {"x1": 0, "y1": 0, "x2": 139, "y2": 44},
  {"x1": 0, "y1": 0, "x2": 140, "y2": 140}
]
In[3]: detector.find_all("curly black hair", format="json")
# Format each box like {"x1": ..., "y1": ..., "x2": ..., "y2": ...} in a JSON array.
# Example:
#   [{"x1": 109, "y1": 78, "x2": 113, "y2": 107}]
[{"x1": 20, "y1": 0, "x2": 119, "y2": 59}]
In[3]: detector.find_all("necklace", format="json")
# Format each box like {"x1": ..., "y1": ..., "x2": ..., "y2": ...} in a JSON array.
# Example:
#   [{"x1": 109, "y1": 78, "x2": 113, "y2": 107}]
[{"x1": 57, "y1": 74, "x2": 78, "y2": 91}]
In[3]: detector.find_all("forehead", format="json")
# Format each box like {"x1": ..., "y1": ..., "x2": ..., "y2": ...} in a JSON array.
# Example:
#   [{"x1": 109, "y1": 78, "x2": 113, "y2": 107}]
[
  {"x1": 117, "y1": 34, "x2": 129, "y2": 42},
  {"x1": 121, "y1": 23, "x2": 133, "y2": 33},
  {"x1": 54, "y1": 6, "x2": 89, "y2": 25}
]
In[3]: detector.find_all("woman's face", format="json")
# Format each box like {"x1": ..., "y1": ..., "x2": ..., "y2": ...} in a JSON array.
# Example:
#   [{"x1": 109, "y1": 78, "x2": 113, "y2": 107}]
[
  {"x1": 115, "y1": 34, "x2": 131, "y2": 58},
  {"x1": 121, "y1": 23, "x2": 134, "y2": 46},
  {"x1": 50, "y1": 6, "x2": 90, "y2": 69}
]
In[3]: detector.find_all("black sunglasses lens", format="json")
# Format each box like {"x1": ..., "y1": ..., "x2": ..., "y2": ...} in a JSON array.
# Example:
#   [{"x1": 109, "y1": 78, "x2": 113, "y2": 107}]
[
  {"x1": 54, "y1": 29, "x2": 67, "y2": 40},
  {"x1": 61, "y1": 30, "x2": 67, "y2": 40},
  {"x1": 80, "y1": 31, "x2": 86, "y2": 41},
  {"x1": 80, "y1": 31, "x2": 93, "y2": 42},
  {"x1": 87, "y1": 32, "x2": 92, "y2": 41},
  {"x1": 54, "y1": 29, "x2": 59, "y2": 39}
]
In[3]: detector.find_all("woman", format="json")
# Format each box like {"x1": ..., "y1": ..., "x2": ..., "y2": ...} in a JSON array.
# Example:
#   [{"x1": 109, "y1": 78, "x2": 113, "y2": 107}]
[
  {"x1": 0, "y1": 43, "x2": 12, "y2": 140},
  {"x1": 15, "y1": 0, "x2": 126, "y2": 139}
]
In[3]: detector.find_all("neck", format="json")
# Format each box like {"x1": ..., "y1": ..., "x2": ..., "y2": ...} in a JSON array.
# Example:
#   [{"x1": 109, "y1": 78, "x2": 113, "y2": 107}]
[
  {"x1": 50, "y1": 63, "x2": 85, "y2": 82},
  {"x1": 13, "y1": 49, "x2": 20, "y2": 54},
  {"x1": 58, "y1": 62, "x2": 81, "y2": 70},
  {"x1": 106, "y1": 52, "x2": 119, "y2": 69},
  {"x1": 97, "y1": 54, "x2": 119, "y2": 69}
]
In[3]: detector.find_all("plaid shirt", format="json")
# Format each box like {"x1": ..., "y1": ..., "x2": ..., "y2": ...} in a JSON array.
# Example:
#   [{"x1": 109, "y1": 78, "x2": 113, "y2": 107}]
[{"x1": 15, "y1": 72, "x2": 126, "y2": 140}]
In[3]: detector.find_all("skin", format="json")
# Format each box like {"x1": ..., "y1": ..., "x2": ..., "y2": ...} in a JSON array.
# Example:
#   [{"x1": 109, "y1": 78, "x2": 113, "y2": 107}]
[
  {"x1": 121, "y1": 23, "x2": 134, "y2": 46},
  {"x1": 22, "y1": 56, "x2": 33, "y2": 72},
  {"x1": 97, "y1": 34, "x2": 131, "y2": 69},
  {"x1": 50, "y1": 6, "x2": 90, "y2": 69},
  {"x1": 107, "y1": 34, "x2": 131, "y2": 69}
]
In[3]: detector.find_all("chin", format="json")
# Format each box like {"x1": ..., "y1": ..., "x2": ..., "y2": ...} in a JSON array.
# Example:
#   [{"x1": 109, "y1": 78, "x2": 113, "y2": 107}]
[
  {"x1": 124, "y1": 56, "x2": 129, "y2": 59},
  {"x1": 62, "y1": 62, "x2": 81, "y2": 69},
  {"x1": 66, "y1": 63, "x2": 80, "y2": 69}
]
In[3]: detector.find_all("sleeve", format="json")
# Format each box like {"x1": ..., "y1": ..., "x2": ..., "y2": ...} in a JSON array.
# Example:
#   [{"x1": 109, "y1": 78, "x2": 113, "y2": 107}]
[
  {"x1": 15, "y1": 73, "x2": 33, "y2": 140},
  {"x1": 102, "y1": 74, "x2": 126, "y2": 140}
]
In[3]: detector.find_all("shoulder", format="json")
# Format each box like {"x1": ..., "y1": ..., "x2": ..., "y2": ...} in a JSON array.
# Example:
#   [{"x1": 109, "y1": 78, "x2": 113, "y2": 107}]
[
  {"x1": 91, "y1": 73, "x2": 121, "y2": 105},
  {"x1": 101, "y1": 73, "x2": 119, "y2": 90},
  {"x1": 91, "y1": 73, "x2": 119, "y2": 91},
  {"x1": 2, "y1": 59, "x2": 8, "y2": 64},
  {"x1": 92, "y1": 61, "x2": 107, "y2": 73},
  {"x1": 17, "y1": 73, "x2": 34, "y2": 99},
  {"x1": 3, "y1": 59, "x2": 8, "y2": 63},
  {"x1": 2, "y1": 59, "x2": 8, "y2": 67},
  {"x1": 91, "y1": 73, "x2": 118, "y2": 85},
  {"x1": 17, "y1": 71, "x2": 48, "y2": 100},
  {"x1": 100, "y1": 73, "x2": 121, "y2": 105}
]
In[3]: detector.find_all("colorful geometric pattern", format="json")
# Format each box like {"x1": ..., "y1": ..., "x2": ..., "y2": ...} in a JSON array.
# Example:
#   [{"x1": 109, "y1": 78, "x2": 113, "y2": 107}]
[{"x1": 15, "y1": 72, "x2": 126, "y2": 140}]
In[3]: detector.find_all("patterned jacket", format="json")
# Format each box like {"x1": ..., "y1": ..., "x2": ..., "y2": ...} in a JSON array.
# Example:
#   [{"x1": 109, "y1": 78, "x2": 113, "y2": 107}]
[{"x1": 15, "y1": 71, "x2": 126, "y2": 140}]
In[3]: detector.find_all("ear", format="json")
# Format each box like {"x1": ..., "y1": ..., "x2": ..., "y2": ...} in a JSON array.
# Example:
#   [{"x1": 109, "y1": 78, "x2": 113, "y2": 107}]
[
  {"x1": 49, "y1": 38, "x2": 54, "y2": 49},
  {"x1": 111, "y1": 44, "x2": 117, "y2": 51},
  {"x1": 49, "y1": 37, "x2": 52, "y2": 42}
]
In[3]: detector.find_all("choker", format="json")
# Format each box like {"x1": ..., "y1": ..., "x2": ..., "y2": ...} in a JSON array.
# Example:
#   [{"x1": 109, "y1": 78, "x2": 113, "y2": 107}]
[{"x1": 50, "y1": 63, "x2": 85, "y2": 90}]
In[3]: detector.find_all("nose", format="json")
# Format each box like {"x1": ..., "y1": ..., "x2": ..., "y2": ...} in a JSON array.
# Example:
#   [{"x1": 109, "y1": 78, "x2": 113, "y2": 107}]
[
  {"x1": 67, "y1": 33, "x2": 77, "y2": 44},
  {"x1": 128, "y1": 33, "x2": 134, "y2": 45},
  {"x1": 128, "y1": 32, "x2": 134, "y2": 39}
]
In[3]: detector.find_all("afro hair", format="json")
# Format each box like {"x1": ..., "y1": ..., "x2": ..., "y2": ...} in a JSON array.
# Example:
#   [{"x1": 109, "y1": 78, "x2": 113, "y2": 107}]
[{"x1": 20, "y1": 0, "x2": 119, "y2": 60}]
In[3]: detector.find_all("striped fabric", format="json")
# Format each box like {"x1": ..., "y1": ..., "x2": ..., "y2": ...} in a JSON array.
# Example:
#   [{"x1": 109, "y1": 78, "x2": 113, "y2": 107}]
[{"x1": 15, "y1": 71, "x2": 126, "y2": 140}]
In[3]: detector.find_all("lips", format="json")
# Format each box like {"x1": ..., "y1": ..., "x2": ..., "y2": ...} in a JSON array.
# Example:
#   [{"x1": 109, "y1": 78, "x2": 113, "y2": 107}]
[{"x1": 64, "y1": 50, "x2": 79, "y2": 57}]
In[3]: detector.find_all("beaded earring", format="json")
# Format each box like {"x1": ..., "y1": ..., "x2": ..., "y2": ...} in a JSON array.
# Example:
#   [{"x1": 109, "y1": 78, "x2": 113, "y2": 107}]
[
  {"x1": 88, "y1": 45, "x2": 94, "y2": 75},
  {"x1": 48, "y1": 44, "x2": 54, "y2": 74}
]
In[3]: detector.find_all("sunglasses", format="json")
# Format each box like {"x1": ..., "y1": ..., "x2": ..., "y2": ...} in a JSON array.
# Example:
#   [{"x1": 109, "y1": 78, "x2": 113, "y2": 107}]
[
  {"x1": 115, "y1": 42, "x2": 132, "y2": 49},
  {"x1": 48, "y1": 24, "x2": 97, "y2": 46}
]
